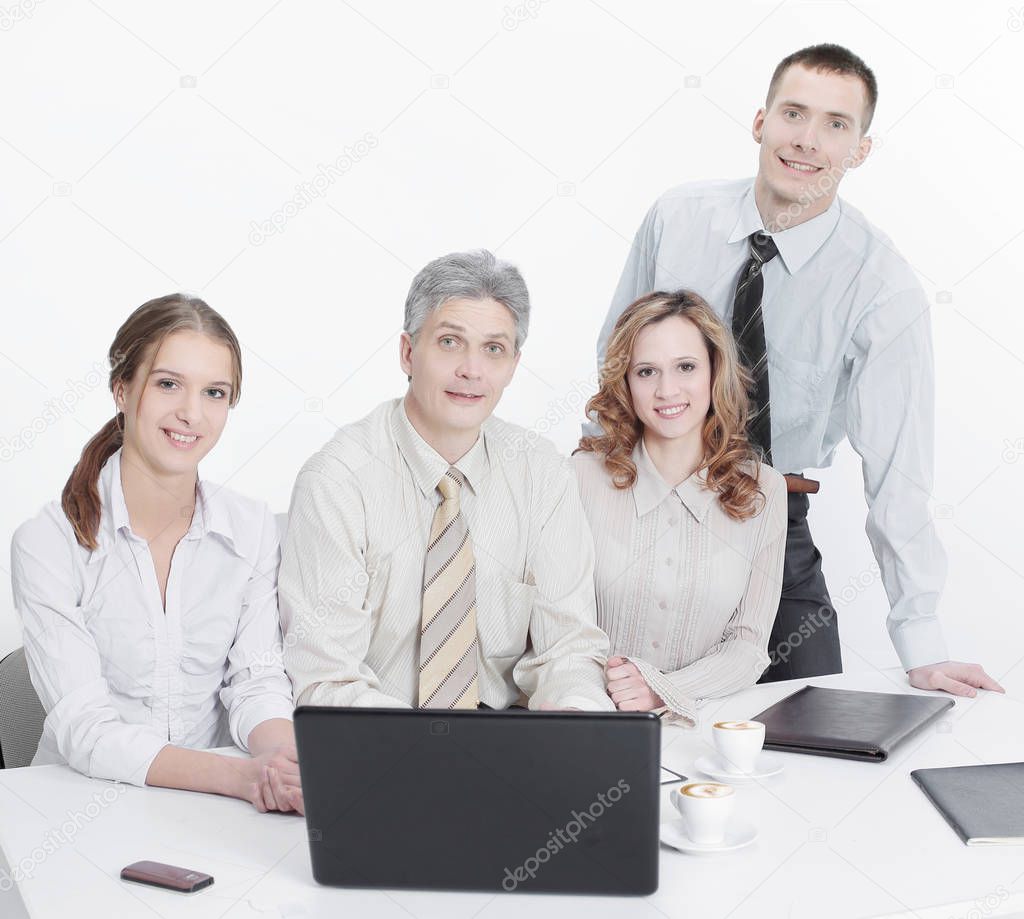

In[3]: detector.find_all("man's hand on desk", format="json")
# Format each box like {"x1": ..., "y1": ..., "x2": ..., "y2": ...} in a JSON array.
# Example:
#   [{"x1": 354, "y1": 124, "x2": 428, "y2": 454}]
[{"x1": 907, "y1": 661, "x2": 1005, "y2": 698}]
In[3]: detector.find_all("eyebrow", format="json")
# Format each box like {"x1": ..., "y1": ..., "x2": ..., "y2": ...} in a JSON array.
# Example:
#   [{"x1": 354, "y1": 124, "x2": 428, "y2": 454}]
[
  {"x1": 630, "y1": 355, "x2": 701, "y2": 367},
  {"x1": 150, "y1": 368, "x2": 233, "y2": 388},
  {"x1": 437, "y1": 321, "x2": 512, "y2": 343},
  {"x1": 778, "y1": 100, "x2": 855, "y2": 122}
]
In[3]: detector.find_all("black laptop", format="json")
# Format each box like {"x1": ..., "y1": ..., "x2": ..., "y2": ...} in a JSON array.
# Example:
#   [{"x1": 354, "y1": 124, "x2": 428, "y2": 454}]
[{"x1": 293, "y1": 707, "x2": 661, "y2": 895}]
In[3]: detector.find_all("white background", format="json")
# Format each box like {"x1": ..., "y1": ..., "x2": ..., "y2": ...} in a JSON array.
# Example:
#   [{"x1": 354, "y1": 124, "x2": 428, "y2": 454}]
[{"x1": 1, "y1": 0, "x2": 1022, "y2": 685}]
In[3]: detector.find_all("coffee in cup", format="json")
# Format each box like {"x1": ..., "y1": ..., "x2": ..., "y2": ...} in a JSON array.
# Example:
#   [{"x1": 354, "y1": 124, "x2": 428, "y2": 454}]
[
  {"x1": 670, "y1": 782, "x2": 735, "y2": 844},
  {"x1": 712, "y1": 720, "x2": 766, "y2": 775}
]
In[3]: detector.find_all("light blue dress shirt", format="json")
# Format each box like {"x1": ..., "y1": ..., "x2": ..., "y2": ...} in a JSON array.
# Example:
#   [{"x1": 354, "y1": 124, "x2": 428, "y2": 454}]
[{"x1": 594, "y1": 177, "x2": 948, "y2": 670}]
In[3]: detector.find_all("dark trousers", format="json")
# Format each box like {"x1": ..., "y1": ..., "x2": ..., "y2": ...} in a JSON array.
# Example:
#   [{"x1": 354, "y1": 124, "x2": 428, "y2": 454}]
[{"x1": 757, "y1": 490, "x2": 843, "y2": 683}]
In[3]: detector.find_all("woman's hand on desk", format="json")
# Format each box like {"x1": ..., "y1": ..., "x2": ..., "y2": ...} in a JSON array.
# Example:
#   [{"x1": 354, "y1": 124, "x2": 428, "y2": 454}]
[
  {"x1": 231, "y1": 748, "x2": 304, "y2": 816},
  {"x1": 146, "y1": 739, "x2": 303, "y2": 815},
  {"x1": 907, "y1": 660, "x2": 1005, "y2": 698},
  {"x1": 236, "y1": 719, "x2": 305, "y2": 815},
  {"x1": 605, "y1": 657, "x2": 664, "y2": 712}
]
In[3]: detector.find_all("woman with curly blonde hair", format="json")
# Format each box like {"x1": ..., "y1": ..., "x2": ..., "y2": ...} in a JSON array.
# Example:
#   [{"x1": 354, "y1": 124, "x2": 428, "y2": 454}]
[{"x1": 573, "y1": 289, "x2": 788, "y2": 725}]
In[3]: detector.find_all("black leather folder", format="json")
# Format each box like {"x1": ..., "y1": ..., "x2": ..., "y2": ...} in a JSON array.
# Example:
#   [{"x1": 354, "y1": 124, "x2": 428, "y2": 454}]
[
  {"x1": 751, "y1": 685, "x2": 954, "y2": 762},
  {"x1": 911, "y1": 763, "x2": 1024, "y2": 845}
]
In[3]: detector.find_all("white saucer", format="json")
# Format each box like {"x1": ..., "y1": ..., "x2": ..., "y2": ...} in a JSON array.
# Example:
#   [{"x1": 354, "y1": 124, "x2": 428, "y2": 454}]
[
  {"x1": 693, "y1": 752, "x2": 784, "y2": 783},
  {"x1": 660, "y1": 818, "x2": 757, "y2": 854}
]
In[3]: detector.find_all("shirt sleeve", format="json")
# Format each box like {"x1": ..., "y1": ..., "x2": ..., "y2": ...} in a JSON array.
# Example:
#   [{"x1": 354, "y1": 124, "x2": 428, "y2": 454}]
[
  {"x1": 844, "y1": 287, "x2": 949, "y2": 670},
  {"x1": 512, "y1": 459, "x2": 615, "y2": 712},
  {"x1": 219, "y1": 504, "x2": 297, "y2": 751},
  {"x1": 279, "y1": 469, "x2": 410, "y2": 709},
  {"x1": 628, "y1": 473, "x2": 787, "y2": 726},
  {"x1": 10, "y1": 516, "x2": 168, "y2": 785},
  {"x1": 585, "y1": 199, "x2": 664, "y2": 438}
]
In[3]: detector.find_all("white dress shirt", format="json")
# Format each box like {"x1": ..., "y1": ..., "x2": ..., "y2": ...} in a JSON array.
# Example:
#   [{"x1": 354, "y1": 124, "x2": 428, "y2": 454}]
[
  {"x1": 573, "y1": 444, "x2": 788, "y2": 725},
  {"x1": 10, "y1": 449, "x2": 295, "y2": 785},
  {"x1": 595, "y1": 178, "x2": 947, "y2": 670},
  {"x1": 279, "y1": 398, "x2": 613, "y2": 712}
]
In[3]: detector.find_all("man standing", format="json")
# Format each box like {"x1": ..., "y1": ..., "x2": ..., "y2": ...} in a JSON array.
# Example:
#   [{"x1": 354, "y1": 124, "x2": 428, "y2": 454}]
[
  {"x1": 282, "y1": 249, "x2": 612, "y2": 711},
  {"x1": 595, "y1": 44, "x2": 1001, "y2": 696}
]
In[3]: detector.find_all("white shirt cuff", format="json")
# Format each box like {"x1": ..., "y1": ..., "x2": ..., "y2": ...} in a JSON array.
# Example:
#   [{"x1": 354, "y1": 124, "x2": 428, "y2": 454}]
[
  {"x1": 890, "y1": 617, "x2": 949, "y2": 671},
  {"x1": 235, "y1": 700, "x2": 296, "y2": 752}
]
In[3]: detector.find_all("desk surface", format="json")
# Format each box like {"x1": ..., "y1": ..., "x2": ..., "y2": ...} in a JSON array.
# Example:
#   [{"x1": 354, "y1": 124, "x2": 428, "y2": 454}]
[{"x1": 2, "y1": 668, "x2": 1023, "y2": 919}]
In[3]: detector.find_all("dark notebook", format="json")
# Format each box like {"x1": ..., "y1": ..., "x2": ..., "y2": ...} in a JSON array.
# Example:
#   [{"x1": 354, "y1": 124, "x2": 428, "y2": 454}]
[
  {"x1": 911, "y1": 763, "x2": 1024, "y2": 845},
  {"x1": 751, "y1": 685, "x2": 954, "y2": 762}
]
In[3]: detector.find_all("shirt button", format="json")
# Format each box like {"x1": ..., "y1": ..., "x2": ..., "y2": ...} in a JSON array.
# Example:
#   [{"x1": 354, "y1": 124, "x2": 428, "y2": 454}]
[
  {"x1": 665, "y1": 558, "x2": 673, "y2": 566},
  {"x1": 668, "y1": 517, "x2": 677, "y2": 527},
  {"x1": 658, "y1": 600, "x2": 668, "y2": 610},
  {"x1": 652, "y1": 641, "x2": 660, "y2": 649}
]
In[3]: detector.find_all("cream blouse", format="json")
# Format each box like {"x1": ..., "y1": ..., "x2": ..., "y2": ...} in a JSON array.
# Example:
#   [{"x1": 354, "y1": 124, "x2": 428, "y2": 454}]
[{"x1": 572, "y1": 440, "x2": 788, "y2": 725}]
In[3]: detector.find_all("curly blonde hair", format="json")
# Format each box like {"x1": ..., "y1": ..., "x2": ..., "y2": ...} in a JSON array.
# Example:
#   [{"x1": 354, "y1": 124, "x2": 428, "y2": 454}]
[{"x1": 578, "y1": 290, "x2": 766, "y2": 521}]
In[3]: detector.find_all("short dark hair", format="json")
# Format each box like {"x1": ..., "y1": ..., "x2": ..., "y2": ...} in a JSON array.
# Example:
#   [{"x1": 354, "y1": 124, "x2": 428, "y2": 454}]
[{"x1": 766, "y1": 43, "x2": 878, "y2": 131}]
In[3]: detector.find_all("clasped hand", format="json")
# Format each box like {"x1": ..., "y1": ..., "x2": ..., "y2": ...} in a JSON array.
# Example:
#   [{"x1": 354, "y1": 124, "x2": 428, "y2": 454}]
[{"x1": 605, "y1": 656, "x2": 664, "y2": 711}]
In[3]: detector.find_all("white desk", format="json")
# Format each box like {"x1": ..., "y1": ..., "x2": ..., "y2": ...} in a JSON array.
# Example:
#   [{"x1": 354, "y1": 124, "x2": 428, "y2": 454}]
[{"x1": 2, "y1": 668, "x2": 1023, "y2": 919}]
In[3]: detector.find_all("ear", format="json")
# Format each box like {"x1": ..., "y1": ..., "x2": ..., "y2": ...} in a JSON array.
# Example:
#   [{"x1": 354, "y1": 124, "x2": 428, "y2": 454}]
[
  {"x1": 112, "y1": 379, "x2": 126, "y2": 412},
  {"x1": 752, "y1": 108, "x2": 766, "y2": 145},
  {"x1": 848, "y1": 134, "x2": 872, "y2": 169},
  {"x1": 399, "y1": 332, "x2": 414, "y2": 379}
]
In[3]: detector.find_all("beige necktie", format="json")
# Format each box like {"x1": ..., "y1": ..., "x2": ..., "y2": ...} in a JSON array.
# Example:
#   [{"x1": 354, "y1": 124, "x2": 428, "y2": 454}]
[{"x1": 418, "y1": 467, "x2": 479, "y2": 709}]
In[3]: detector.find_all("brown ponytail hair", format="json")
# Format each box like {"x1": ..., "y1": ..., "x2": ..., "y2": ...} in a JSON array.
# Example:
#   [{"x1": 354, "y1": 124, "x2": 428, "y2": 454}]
[
  {"x1": 578, "y1": 290, "x2": 766, "y2": 521},
  {"x1": 61, "y1": 294, "x2": 242, "y2": 549}
]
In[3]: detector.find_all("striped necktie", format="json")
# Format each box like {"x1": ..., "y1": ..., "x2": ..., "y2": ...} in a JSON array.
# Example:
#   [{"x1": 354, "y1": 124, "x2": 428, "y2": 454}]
[
  {"x1": 732, "y1": 231, "x2": 779, "y2": 465},
  {"x1": 418, "y1": 467, "x2": 479, "y2": 709}
]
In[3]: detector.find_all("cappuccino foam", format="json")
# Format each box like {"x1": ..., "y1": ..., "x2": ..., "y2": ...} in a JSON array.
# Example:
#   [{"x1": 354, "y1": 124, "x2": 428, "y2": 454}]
[
  {"x1": 713, "y1": 720, "x2": 761, "y2": 731},
  {"x1": 680, "y1": 782, "x2": 733, "y2": 799}
]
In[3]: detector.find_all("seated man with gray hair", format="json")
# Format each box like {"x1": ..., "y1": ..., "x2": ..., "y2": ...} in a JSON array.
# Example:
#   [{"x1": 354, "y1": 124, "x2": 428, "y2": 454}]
[{"x1": 280, "y1": 250, "x2": 613, "y2": 711}]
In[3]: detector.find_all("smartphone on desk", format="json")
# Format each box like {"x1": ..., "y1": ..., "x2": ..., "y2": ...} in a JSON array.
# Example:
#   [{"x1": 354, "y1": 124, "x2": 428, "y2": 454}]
[{"x1": 120, "y1": 860, "x2": 214, "y2": 893}]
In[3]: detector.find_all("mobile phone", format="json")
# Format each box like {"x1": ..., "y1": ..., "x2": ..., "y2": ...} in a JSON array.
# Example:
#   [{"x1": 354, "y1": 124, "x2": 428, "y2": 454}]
[{"x1": 120, "y1": 860, "x2": 214, "y2": 893}]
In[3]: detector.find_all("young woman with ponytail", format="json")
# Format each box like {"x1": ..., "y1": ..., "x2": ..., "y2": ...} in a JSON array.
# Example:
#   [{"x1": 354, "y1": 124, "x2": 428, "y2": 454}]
[{"x1": 11, "y1": 294, "x2": 303, "y2": 814}]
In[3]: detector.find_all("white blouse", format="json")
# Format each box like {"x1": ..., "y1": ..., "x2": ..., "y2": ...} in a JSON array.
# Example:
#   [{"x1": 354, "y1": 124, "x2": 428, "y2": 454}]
[
  {"x1": 572, "y1": 441, "x2": 788, "y2": 725},
  {"x1": 10, "y1": 449, "x2": 295, "y2": 785}
]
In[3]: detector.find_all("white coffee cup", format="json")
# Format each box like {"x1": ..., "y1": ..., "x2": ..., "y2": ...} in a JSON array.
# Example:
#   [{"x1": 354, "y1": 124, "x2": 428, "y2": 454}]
[
  {"x1": 712, "y1": 720, "x2": 766, "y2": 775},
  {"x1": 670, "y1": 782, "x2": 735, "y2": 845}
]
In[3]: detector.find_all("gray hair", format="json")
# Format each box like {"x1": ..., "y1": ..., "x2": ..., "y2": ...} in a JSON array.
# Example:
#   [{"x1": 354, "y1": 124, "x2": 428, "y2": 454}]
[{"x1": 403, "y1": 249, "x2": 530, "y2": 352}]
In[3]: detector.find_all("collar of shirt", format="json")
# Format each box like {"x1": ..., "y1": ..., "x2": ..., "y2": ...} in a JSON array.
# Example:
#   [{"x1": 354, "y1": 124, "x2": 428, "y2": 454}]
[
  {"x1": 727, "y1": 181, "x2": 842, "y2": 275},
  {"x1": 391, "y1": 398, "x2": 490, "y2": 500},
  {"x1": 89, "y1": 448, "x2": 244, "y2": 563},
  {"x1": 630, "y1": 439, "x2": 717, "y2": 523}
]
